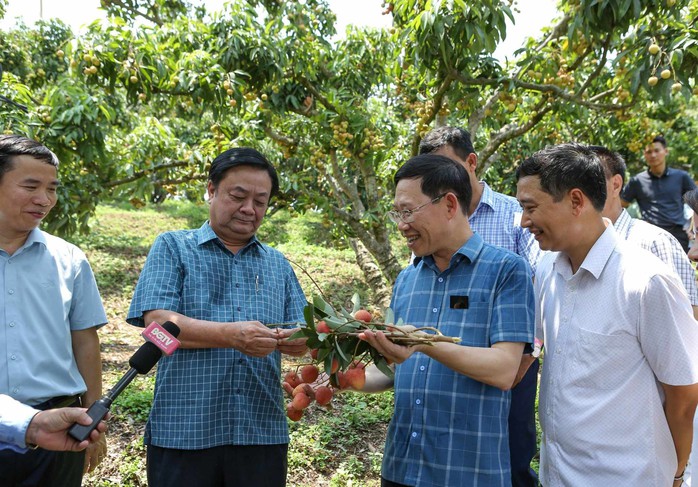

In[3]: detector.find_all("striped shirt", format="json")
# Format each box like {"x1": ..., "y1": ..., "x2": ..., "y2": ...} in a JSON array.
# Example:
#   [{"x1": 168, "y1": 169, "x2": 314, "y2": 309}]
[
  {"x1": 469, "y1": 182, "x2": 542, "y2": 276},
  {"x1": 382, "y1": 233, "x2": 535, "y2": 487},
  {"x1": 613, "y1": 209, "x2": 698, "y2": 305},
  {"x1": 127, "y1": 222, "x2": 306, "y2": 449}
]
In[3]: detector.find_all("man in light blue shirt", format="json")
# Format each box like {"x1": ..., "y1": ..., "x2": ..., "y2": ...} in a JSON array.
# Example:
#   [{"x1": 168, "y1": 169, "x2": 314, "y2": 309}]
[
  {"x1": 0, "y1": 394, "x2": 106, "y2": 452},
  {"x1": 419, "y1": 126, "x2": 542, "y2": 487},
  {"x1": 127, "y1": 147, "x2": 308, "y2": 487},
  {"x1": 0, "y1": 135, "x2": 108, "y2": 487}
]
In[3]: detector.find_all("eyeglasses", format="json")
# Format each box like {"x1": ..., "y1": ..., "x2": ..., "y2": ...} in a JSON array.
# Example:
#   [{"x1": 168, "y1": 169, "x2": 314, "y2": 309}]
[{"x1": 387, "y1": 193, "x2": 447, "y2": 224}]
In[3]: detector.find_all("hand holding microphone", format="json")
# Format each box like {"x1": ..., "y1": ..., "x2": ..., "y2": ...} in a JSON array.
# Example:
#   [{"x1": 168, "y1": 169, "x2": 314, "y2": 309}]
[{"x1": 68, "y1": 321, "x2": 181, "y2": 442}]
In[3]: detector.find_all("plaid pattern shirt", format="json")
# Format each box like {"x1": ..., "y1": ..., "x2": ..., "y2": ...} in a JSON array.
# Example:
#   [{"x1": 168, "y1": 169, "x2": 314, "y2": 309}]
[
  {"x1": 469, "y1": 181, "x2": 543, "y2": 277},
  {"x1": 127, "y1": 222, "x2": 306, "y2": 449},
  {"x1": 614, "y1": 209, "x2": 698, "y2": 305},
  {"x1": 383, "y1": 233, "x2": 535, "y2": 487}
]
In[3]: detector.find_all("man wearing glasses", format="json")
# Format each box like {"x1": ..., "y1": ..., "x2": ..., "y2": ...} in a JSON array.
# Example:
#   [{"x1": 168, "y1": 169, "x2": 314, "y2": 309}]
[
  {"x1": 358, "y1": 153, "x2": 535, "y2": 487},
  {"x1": 418, "y1": 126, "x2": 542, "y2": 487}
]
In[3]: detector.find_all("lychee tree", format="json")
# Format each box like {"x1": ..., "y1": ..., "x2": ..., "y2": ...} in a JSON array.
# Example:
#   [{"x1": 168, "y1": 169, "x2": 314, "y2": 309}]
[{"x1": 1, "y1": 0, "x2": 696, "y2": 304}]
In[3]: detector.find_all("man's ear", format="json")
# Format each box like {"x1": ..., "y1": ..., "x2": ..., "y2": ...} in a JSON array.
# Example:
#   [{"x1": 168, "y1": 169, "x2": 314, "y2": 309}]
[
  {"x1": 207, "y1": 181, "x2": 215, "y2": 200},
  {"x1": 569, "y1": 188, "x2": 585, "y2": 215},
  {"x1": 466, "y1": 153, "x2": 478, "y2": 172},
  {"x1": 444, "y1": 192, "x2": 460, "y2": 218},
  {"x1": 611, "y1": 174, "x2": 623, "y2": 196}
]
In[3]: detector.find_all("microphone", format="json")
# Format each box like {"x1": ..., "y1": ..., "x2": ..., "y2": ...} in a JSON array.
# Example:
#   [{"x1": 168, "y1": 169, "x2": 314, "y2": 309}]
[{"x1": 68, "y1": 321, "x2": 181, "y2": 442}]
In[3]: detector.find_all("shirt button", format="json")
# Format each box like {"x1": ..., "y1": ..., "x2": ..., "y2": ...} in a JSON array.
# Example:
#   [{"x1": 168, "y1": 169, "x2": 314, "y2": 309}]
[
  {"x1": 9, "y1": 322, "x2": 15, "y2": 327},
  {"x1": 235, "y1": 283, "x2": 240, "y2": 288},
  {"x1": 419, "y1": 365, "x2": 425, "y2": 371},
  {"x1": 237, "y1": 307, "x2": 241, "y2": 311},
  {"x1": 238, "y1": 359, "x2": 243, "y2": 364},
  {"x1": 415, "y1": 399, "x2": 421, "y2": 405},
  {"x1": 438, "y1": 277, "x2": 444, "y2": 283},
  {"x1": 8, "y1": 290, "x2": 14, "y2": 295},
  {"x1": 10, "y1": 354, "x2": 16, "y2": 360},
  {"x1": 236, "y1": 389, "x2": 241, "y2": 393},
  {"x1": 432, "y1": 308, "x2": 437, "y2": 313},
  {"x1": 12, "y1": 388, "x2": 19, "y2": 394},
  {"x1": 411, "y1": 432, "x2": 417, "y2": 438},
  {"x1": 555, "y1": 348, "x2": 561, "y2": 354}
]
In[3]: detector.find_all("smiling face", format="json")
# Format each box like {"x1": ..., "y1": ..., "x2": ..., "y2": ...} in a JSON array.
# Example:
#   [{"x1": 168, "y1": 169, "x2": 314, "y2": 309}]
[
  {"x1": 207, "y1": 165, "x2": 272, "y2": 248},
  {"x1": 516, "y1": 174, "x2": 574, "y2": 252},
  {"x1": 0, "y1": 155, "x2": 59, "y2": 240},
  {"x1": 393, "y1": 177, "x2": 447, "y2": 258}
]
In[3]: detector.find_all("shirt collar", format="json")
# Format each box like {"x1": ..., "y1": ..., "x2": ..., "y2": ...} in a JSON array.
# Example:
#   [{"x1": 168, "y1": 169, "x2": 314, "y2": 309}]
[
  {"x1": 19, "y1": 228, "x2": 46, "y2": 250},
  {"x1": 613, "y1": 208, "x2": 632, "y2": 236},
  {"x1": 196, "y1": 221, "x2": 266, "y2": 253},
  {"x1": 475, "y1": 181, "x2": 494, "y2": 212},
  {"x1": 553, "y1": 223, "x2": 618, "y2": 280},
  {"x1": 647, "y1": 166, "x2": 668, "y2": 178},
  {"x1": 413, "y1": 232, "x2": 484, "y2": 269}
]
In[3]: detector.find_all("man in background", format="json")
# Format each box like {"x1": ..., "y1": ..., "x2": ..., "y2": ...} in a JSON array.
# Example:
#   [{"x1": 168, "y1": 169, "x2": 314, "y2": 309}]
[
  {"x1": 621, "y1": 135, "x2": 696, "y2": 252},
  {"x1": 419, "y1": 126, "x2": 542, "y2": 487},
  {"x1": 0, "y1": 135, "x2": 108, "y2": 487}
]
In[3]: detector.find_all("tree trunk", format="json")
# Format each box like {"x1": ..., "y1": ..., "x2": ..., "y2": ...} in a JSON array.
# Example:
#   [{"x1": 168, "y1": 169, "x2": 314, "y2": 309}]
[{"x1": 348, "y1": 237, "x2": 393, "y2": 310}]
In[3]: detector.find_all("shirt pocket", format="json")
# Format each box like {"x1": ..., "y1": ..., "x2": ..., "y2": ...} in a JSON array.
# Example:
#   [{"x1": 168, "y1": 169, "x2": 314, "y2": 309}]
[{"x1": 570, "y1": 327, "x2": 638, "y2": 390}]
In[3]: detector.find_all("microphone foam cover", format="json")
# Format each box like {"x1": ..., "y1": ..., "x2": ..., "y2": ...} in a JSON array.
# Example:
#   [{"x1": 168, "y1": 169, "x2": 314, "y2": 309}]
[{"x1": 128, "y1": 321, "x2": 181, "y2": 374}]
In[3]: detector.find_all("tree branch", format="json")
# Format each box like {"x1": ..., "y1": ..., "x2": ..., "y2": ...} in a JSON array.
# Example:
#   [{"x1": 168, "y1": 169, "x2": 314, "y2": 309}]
[{"x1": 105, "y1": 160, "x2": 191, "y2": 187}]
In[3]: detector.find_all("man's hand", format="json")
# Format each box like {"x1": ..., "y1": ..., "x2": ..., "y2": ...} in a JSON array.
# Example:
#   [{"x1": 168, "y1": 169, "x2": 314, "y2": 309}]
[
  {"x1": 276, "y1": 328, "x2": 308, "y2": 357},
  {"x1": 25, "y1": 407, "x2": 107, "y2": 452},
  {"x1": 512, "y1": 354, "x2": 538, "y2": 388},
  {"x1": 83, "y1": 433, "x2": 107, "y2": 473},
  {"x1": 229, "y1": 321, "x2": 280, "y2": 357},
  {"x1": 358, "y1": 329, "x2": 417, "y2": 365}
]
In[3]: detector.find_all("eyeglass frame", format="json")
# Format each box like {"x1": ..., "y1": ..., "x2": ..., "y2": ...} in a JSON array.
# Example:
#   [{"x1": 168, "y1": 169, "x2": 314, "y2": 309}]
[{"x1": 387, "y1": 193, "x2": 447, "y2": 224}]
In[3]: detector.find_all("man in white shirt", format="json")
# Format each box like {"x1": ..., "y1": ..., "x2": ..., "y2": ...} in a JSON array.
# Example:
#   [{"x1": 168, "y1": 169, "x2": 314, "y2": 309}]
[{"x1": 516, "y1": 143, "x2": 698, "y2": 486}]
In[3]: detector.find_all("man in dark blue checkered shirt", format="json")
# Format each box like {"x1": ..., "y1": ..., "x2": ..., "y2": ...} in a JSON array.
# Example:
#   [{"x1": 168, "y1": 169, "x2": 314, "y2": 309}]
[
  {"x1": 359, "y1": 154, "x2": 535, "y2": 487},
  {"x1": 127, "y1": 148, "x2": 308, "y2": 487}
]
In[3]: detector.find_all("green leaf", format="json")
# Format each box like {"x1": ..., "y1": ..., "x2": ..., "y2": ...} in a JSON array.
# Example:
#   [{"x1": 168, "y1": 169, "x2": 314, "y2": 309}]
[
  {"x1": 374, "y1": 357, "x2": 395, "y2": 379},
  {"x1": 313, "y1": 294, "x2": 336, "y2": 317},
  {"x1": 350, "y1": 292, "x2": 361, "y2": 313}
]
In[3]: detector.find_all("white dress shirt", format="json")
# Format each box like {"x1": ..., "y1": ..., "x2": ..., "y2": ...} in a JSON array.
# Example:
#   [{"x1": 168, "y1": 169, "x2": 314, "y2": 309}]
[{"x1": 536, "y1": 225, "x2": 698, "y2": 486}]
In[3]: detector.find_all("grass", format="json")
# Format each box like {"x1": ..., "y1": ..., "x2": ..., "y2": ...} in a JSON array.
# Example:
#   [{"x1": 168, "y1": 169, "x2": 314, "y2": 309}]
[{"x1": 71, "y1": 200, "x2": 394, "y2": 486}]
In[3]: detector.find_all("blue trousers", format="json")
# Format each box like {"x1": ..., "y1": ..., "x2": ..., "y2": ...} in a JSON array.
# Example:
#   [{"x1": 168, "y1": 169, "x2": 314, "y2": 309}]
[{"x1": 509, "y1": 358, "x2": 540, "y2": 487}]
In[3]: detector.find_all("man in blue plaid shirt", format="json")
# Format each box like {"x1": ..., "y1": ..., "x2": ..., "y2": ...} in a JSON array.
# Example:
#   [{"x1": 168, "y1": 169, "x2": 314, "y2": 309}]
[
  {"x1": 419, "y1": 126, "x2": 542, "y2": 487},
  {"x1": 360, "y1": 154, "x2": 535, "y2": 487},
  {"x1": 127, "y1": 148, "x2": 308, "y2": 487}
]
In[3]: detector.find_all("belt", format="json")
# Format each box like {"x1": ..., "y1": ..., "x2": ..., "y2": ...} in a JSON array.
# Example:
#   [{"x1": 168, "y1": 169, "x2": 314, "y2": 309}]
[{"x1": 33, "y1": 394, "x2": 82, "y2": 411}]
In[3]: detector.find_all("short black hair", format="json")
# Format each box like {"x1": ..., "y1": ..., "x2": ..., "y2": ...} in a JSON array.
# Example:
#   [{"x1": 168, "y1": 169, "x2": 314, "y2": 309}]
[
  {"x1": 685, "y1": 189, "x2": 698, "y2": 213},
  {"x1": 516, "y1": 143, "x2": 607, "y2": 212},
  {"x1": 418, "y1": 126, "x2": 475, "y2": 162},
  {"x1": 0, "y1": 135, "x2": 59, "y2": 182},
  {"x1": 394, "y1": 153, "x2": 472, "y2": 215},
  {"x1": 587, "y1": 145, "x2": 627, "y2": 186},
  {"x1": 652, "y1": 135, "x2": 667, "y2": 148},
  {"x1": 208, "y1": 147, "x2": 279, "y2": 199}
]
